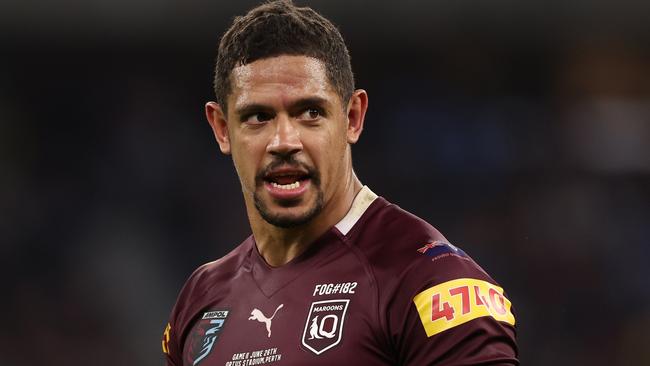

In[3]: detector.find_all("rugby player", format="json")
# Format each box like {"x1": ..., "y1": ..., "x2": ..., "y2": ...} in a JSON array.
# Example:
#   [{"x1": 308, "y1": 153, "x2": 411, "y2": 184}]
[{"x1": 162, "y1": 1, "x2": 518, "y2": 365}]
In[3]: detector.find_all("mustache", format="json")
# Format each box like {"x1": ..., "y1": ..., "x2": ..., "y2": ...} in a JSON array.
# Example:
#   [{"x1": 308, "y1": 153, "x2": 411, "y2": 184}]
[{"x1": 255, "y1": 155, "x2": 321, "y2": 186}]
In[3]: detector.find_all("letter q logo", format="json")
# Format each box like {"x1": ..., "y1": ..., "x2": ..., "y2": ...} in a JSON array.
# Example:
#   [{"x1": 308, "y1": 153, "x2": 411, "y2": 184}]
[{"x1": 301, "y1": 299, "x2": 350, "y2": 355}]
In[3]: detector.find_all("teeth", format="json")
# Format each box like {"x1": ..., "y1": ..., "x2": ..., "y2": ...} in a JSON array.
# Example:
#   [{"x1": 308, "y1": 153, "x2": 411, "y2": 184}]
[{"x1": 271, "y1": 181, "x2": 301, "y2": 190}]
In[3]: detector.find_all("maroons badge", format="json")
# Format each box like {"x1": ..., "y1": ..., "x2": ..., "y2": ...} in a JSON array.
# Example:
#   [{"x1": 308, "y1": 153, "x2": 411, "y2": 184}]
[
  {"x1": 301, "y1": 299, "x2": 349, "y2": 355},
  {"x1": 185, "y1": 310, "x2": 230, "y2": 365}
]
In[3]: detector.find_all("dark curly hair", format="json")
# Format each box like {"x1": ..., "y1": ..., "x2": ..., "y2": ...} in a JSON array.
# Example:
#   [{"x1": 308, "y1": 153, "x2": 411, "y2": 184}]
[{"x1": 214, "y1": 0, "x2": 354, "y2": 112}]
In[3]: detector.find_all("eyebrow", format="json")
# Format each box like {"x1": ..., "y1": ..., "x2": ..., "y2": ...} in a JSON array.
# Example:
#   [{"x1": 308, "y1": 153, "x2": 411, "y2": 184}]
[
  {"x1": 289, "y1": 97, "x2": 331, "y2": 112},
  {"x1": 234, "y1": 96, "x2": 332, "y2": 117}
]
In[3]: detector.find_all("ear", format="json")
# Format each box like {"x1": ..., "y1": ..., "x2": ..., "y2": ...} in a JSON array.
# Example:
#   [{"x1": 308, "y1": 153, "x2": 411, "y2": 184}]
[
  {"x1": 346, "y1": 89, "x2": 368, "y2": 144},
  {"x1": 205, "y1": 101, "x2": 231, "y2": 155}
]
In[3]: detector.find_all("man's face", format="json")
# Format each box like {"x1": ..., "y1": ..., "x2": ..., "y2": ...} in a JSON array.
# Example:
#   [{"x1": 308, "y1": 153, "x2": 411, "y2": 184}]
[{"x1": 212, "y1": 55, "x2": 354, "y2": 228}]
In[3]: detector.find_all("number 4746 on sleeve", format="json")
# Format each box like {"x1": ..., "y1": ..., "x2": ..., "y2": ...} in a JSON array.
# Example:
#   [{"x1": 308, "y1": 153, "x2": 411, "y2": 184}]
[{"x1": 413, "y1": 278, "x2": 516, "y2": 337}]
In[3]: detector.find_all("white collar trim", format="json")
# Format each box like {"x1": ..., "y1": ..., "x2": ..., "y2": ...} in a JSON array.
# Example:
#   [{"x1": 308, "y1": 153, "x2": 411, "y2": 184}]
[{"x1": 334, "y1": 186, "x2": 378, "y2": 236}]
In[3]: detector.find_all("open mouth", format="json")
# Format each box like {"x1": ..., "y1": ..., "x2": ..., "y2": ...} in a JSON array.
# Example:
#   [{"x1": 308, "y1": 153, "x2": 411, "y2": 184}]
[{"x1": 264, "y1": 170, "x2": 311, "y2": 190}]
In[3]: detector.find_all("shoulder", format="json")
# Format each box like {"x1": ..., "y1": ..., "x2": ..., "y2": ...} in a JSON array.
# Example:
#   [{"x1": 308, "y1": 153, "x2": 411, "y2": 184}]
[
  {"x1": 187, "y1": 239, "x2": 251, "y2": 289},
  {"x1": 349, "y1": 196, "x2": 514, "y2": 325},
  {"x1": 349, "y1": 197, "x2": 444, "y2": 247},
  {"x1": 163, "y1": 237, "x2": 253, "y2": 363},
  {"x1": 170, "y1": 237, "x2": 252, "y2": 325},
  {"x1": 352, "y1": 196, "x2": 501, "y2": 293},
  {"x1": 349, "y1": 197, "x2": 473, "y2": 278},
  {"x1": 350, "y1": 198, "x2": 517, "y2": 364}
]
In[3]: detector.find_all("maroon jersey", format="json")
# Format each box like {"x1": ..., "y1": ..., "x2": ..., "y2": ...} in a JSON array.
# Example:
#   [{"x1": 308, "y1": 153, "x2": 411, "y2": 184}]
[{"x1": 162, "y1": 187, "x2": 518, "y2": 365}]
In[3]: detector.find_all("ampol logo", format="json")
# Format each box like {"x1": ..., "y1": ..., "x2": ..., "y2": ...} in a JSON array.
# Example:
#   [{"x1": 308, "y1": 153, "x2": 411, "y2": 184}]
[
  {"x1": 301, "y1": 299, "x2": 350, "y2": 355},
  {"x1": 185, "y1": 310, "x2": 229, "y2": 366}
]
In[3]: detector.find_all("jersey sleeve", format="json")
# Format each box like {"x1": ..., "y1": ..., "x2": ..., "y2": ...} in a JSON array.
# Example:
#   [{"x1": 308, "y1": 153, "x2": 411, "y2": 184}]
[
  {"x1": 386, "y1": 242, "x2": 518, "y2": 365},
  {"x1": 161, "y1": 263, "x2": 211, "y2": 366},
  {"x1": 161, "y1": 320, "x2": 180, "y2": 366},
  {"x1": 162, "y1": 287, "x2": 188, "y2": 366}
]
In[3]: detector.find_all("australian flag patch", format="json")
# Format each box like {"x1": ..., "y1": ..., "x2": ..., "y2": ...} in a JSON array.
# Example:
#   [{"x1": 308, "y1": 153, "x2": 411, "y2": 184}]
[{"x1": 417, "y1": 240, "x2": 467, "y2": 259}]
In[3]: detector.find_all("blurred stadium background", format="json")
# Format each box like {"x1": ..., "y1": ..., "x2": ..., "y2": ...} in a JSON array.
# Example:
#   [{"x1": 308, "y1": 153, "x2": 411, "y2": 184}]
[{"x1": 2, "y1": 0, "x2": 649, "y2": 365}]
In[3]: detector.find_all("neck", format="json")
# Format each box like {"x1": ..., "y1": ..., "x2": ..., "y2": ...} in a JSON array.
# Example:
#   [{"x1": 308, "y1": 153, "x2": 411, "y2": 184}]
[{"x1": 247, "y1": 172, "x2": 363, "y2": 267}]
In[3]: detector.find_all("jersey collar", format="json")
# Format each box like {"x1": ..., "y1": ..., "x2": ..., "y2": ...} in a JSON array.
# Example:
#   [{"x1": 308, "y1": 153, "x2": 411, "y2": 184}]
[{"x1": 334, "y1": 185, "x2": 378, "y2": 236}]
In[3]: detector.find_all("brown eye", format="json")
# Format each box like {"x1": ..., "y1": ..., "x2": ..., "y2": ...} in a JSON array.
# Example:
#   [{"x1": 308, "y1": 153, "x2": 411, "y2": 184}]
[
  {"x1": 299, "y1": 108, "x2": 321, "y2": 121},
  {"x1": 243, "y1": 112, "x2": 272, "y2": 124}
]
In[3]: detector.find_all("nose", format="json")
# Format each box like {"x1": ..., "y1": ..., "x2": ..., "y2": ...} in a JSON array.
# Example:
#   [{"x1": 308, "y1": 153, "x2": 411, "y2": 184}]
[{"x1": 266, "y1": 115, "x2": 303, "y2": 156}]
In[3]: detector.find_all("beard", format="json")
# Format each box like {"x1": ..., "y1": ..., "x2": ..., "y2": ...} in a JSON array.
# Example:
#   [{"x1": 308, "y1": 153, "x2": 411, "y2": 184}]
[
  {"x1": 253, "y1": 156, "x2": 323, "y2": 228},
  {"x1": 254, "y1": 189, "x2": 324, "y2": 228}
]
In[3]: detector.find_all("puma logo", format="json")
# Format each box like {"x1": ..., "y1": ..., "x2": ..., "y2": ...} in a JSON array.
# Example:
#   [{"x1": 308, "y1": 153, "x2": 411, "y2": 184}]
[{"x1": 248, "y1": 304, "x2": 284, "y2": 337}]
